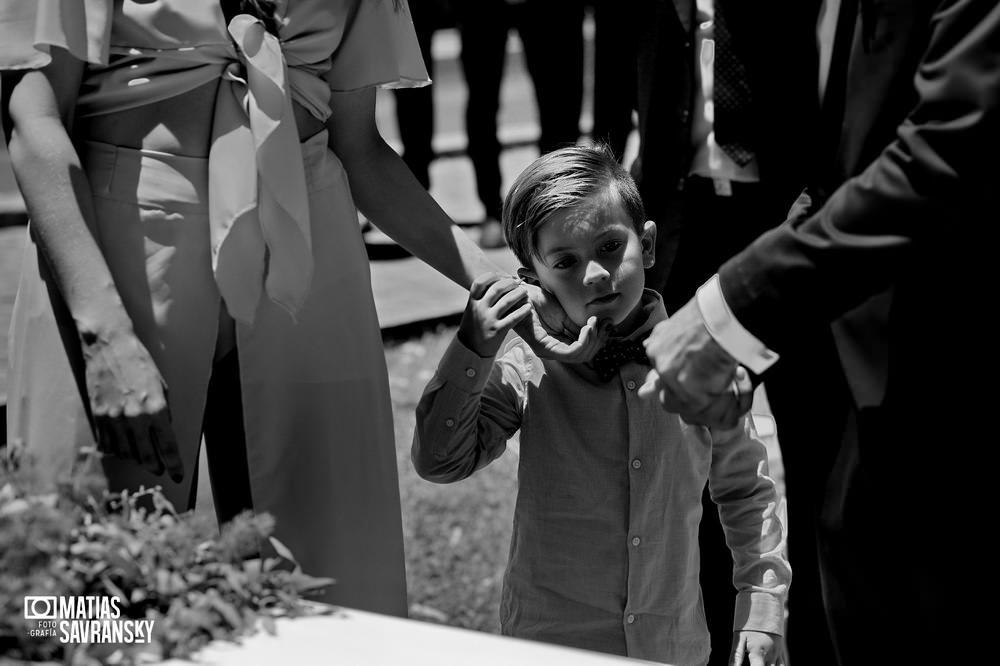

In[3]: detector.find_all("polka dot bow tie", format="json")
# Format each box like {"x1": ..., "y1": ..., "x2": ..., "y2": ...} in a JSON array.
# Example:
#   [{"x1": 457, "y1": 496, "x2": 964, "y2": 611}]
[{"x1": 590, "y1": 336, "x2": 651, "y2": 382}]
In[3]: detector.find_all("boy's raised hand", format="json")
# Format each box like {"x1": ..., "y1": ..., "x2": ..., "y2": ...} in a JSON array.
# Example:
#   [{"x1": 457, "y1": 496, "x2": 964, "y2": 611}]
[
  {"x1": 730, "y1": 630, "x2": 784, "y2": 666},
  {"x1": 458, "y1": 273, "x2": 534, "y2": 357}
]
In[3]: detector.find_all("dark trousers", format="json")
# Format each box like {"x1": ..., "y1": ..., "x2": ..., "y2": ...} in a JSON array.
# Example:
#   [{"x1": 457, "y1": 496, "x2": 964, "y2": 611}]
[
  {"x1": 393, "y1": 0, "x2": 437, "y2": 190},
  {"x1": 458, "y1": 0, "x2": 585, "y2": 220},
  {"x1": 192, "y1": 346, "x2": 254, "y2": 524},
  {"x1": 652, "y1": 177, "x2": 837, "y2": 666},
  {"x1": 591, "y1": 0, "x2": 636, "y2": 161}
]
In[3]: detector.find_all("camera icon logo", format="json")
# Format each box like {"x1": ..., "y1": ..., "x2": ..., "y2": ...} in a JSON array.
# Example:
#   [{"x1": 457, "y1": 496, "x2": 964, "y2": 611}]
[{"x1": 23, "y1": 596, "x2": 58, "y2": 620}]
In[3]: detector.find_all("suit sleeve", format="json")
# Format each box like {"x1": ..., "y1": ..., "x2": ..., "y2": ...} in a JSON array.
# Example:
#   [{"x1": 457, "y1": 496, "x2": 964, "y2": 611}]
[{"x1": 718, "y1": 0, "x2": 999, "y2": 348}]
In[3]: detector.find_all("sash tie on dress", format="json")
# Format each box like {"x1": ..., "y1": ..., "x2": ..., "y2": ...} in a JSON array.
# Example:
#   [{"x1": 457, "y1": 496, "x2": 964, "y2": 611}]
[{"x1": 209, "y1": 14, "x2": 316, "y2": 324}]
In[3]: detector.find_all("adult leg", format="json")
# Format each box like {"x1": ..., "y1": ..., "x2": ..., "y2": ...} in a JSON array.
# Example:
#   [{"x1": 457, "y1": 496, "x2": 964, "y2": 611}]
[
  {"x1": 764, "y1": 337, "x2": 845, "y2": 666},
  {"x1": 202, "y1": 321, "x2": 254, "y2": 525},
  {"x1": 458, "y1": 0, "x2": 508, "y2": 221},
  {"x1": 393, "y1": 0, "x2": 436, "y2": 190},
  {"x1": 591, "y1": 0, "x2": 636, "y2": 160},
  {"x1": 516, "y1": 0, "x2": 585, "y2": 154}
]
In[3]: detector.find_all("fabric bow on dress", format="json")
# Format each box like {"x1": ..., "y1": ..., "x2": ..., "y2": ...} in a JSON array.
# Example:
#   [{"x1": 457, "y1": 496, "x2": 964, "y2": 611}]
[{"x1": 209, "y1": 14, "x2": 320, "y2": 325}]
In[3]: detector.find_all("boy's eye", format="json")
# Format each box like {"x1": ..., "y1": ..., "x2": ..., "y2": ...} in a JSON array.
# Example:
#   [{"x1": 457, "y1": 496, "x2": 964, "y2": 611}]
[
  {"x1": 552, "y1": 256, "x2": 577, "y2": 270},
  {"x1": 601, "y1": 240, "x2": 625, "y2": 253}
]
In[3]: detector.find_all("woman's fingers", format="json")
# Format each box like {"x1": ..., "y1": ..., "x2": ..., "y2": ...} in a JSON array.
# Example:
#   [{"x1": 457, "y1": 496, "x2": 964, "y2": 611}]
[
  {"x1": 482, "y1": 276, "x2": 523, "y2": 307},
  {"x1": 129, "y1": 414, "x2": 166, "y2": 478},
  {"x1": 150, "y1": 411, "x2": 183, "y2": 483}
]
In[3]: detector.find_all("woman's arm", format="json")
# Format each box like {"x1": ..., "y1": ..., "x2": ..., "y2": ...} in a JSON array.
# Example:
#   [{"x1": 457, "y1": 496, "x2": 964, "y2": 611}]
[
  {"x1": 4, "y1": 50, "x2": 182, "y2": 481},
  {"x1": 326, "y1": 87, "x2": 494, "y2": 288},
  {"x1": 325, "y1": 88, "x2": 607, "y2": 360}
]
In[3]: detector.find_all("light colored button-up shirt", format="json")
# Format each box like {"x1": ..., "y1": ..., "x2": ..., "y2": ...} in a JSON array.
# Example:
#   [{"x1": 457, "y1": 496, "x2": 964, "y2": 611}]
[{"x1": 413, "y1": 291, "x2": 790, "y2": 666}]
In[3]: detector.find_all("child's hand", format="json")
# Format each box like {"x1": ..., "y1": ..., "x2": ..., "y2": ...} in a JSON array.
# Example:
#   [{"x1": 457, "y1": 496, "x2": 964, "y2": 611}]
[
  {"x1": 730, "y1": 630, "x2": 784, "y2": 666},
  {"x1": 514, "y1": 282, "x2": 611, "y2": 364},
  {"x1": 458, "y1": 273, "x2": 533, "y2": 357}
]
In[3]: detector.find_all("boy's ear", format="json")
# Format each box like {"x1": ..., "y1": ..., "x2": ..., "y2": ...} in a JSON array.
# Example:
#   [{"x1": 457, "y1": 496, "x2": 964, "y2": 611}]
[
  {"x1": 641, "y1": 220, "x2": 657, "y2": 269},
  {"x1": 516, "y1": 266, "x2": 540, "y2": 286}
]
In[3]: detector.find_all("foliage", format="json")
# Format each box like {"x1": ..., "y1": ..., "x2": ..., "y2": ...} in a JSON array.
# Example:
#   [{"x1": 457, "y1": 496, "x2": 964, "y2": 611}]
[{"x1": 0, "y1": 443, "x2": 332, "y2": 665}]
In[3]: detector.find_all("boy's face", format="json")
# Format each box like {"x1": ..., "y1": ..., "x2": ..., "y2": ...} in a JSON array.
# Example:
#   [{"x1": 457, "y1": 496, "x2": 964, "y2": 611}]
[{"x1": 523, "y1": 193, "x2": 656, "y2": 332}]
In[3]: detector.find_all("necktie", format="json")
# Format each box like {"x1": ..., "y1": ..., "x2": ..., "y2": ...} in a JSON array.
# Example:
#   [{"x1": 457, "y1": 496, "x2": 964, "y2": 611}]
[
  {"x1": 712, "y1": 1, "x2": 754, "y2": 166},
  {"x1": 590, "y1": 337, "x2": 651, "y2": 383}
]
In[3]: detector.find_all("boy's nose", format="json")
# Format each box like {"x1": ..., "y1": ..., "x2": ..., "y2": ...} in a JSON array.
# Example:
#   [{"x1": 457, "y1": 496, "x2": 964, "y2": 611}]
[{"x1": 583, "y1": 260, "x2": 610, "y2": 285}]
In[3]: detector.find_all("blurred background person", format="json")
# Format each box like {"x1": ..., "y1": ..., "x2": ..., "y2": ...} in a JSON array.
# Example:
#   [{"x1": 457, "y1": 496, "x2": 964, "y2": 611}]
[
  {"x1": 393, "y1": 0, "x2": 453, "y2": 191},
  {"x1": 590, "y1": 0, "x2": 636, "y2": 163},
  {"x1": 457, "y1": 0, "x2": 586, "y2": 248},
  {"x1": 632, "y1": 1, "x2": 829, "y2": 664}
]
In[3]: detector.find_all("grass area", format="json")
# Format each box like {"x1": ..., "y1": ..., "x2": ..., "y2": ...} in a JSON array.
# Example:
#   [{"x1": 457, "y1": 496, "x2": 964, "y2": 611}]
[{"x1": 385, "y1": 325, "x2": 516, "y2": 633}]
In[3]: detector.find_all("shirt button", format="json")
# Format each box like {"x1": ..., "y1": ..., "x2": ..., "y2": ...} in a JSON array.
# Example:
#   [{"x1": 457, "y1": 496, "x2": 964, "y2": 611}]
[
  {"x1": 626, "y1": 614, "x2": 636, "y2": 624},
  {"x1": 626, "y1": 380, "x2": 637, "y2": 391},
  {"x1": 631, "y1": 536, "x2": 641, "y2": 547},
  {"x1": 631, "y1": 459, "x2": 642, "y2": 470},
  {"x1": 465, "y1": 367, "x2": 477, "y2": 378},
  {"x1": 444, "y1": 418, "x2": 456, "y2": 429}
]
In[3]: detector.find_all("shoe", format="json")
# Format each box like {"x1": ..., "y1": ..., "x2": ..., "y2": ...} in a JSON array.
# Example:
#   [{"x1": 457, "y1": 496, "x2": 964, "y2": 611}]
[{"x1": 478, "y1": 218, "x2": 506, "y2": 249}]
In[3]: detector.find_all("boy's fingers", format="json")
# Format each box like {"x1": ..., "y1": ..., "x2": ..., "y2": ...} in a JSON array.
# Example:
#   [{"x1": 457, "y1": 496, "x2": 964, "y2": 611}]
[
  {"x1": 493, "y1": 286, "x2": 529, "y2": 316},
  {"x1": 497, "y1": 302, "x2": 533, "y2": 329}
]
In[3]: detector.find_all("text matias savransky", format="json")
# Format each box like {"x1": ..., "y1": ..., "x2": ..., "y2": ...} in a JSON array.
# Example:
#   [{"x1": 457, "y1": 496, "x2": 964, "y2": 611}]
[{"x1": 23, "y1": 595, "x2": 155, "y2": 644}]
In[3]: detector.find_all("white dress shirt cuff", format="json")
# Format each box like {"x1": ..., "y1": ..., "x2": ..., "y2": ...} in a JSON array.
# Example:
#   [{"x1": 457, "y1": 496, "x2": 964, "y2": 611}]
[{"x1": 696, "y1": 274, "x2": 779, "y2": 374}]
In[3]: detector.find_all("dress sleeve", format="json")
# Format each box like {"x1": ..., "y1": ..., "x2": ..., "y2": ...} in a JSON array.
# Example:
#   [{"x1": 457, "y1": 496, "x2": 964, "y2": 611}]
[
  {"x1": 324, "y1": 0, "x2": 430, "y2": 92},
  {"x1": 0, "y1": 0, "x2": 112, "y2": 70}
]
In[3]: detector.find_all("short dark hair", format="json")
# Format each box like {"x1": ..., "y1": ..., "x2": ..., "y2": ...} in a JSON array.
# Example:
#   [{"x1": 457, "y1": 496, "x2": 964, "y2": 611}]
[{"x1": 501, "y1": 144, "x2": 645, "y2": 269}]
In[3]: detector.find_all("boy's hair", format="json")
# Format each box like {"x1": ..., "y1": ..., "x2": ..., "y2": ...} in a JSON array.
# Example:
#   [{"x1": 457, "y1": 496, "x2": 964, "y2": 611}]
[{"x1": 501, "y1": 143, "x2": 646, "y2": 269}]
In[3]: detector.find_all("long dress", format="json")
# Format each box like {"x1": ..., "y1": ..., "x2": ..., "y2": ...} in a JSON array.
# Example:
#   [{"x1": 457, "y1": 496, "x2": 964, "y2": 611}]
[{"x1": 0, "y1": 0, "x2": 428, "y2": 616}]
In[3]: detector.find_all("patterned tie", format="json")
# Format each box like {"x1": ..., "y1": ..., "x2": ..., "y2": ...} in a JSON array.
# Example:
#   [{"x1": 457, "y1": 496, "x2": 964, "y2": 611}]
[
  {"x1": 590, "y1": 337, "x2": 651, "y2": 383},
  {"x1": 712, "y1": 1, "x2": 754, "y2": 166}
]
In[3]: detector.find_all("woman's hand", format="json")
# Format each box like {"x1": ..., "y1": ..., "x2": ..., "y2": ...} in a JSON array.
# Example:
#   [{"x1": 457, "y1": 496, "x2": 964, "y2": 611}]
[
  {"x1": 81, "y1": 325, "x2": 184, "y2": 482},
  {"x1": 458, "y1": 273, "x2": 533, "y2": 357},
  {"x1": 514, "y1": 282, "x2": 611, "y2": 364}
]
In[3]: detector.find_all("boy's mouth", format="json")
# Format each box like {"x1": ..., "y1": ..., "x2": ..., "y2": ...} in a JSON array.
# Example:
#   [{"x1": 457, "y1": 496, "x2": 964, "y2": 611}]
[{"x1": 588, "y1": 292, "x2": 620, "y2": 306}]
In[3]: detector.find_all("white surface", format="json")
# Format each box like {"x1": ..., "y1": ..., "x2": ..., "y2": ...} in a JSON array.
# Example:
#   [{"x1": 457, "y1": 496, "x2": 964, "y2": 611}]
[{"x1": 162, "y1": 607, "x2": 662, "y2": 666}]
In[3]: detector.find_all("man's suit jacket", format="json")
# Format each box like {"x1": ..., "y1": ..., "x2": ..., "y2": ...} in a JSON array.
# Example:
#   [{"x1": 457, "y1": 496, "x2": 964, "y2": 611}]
[
  {"x1": 719, "y1": 0, "x2": 996, "y2": 542},
  {"x1": 633, "y1": 0, "x2": 821, "y2": 292}
]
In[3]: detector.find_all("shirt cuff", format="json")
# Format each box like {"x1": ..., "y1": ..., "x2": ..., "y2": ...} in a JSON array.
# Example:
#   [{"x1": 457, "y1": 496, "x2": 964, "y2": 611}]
[
  {"x1": 696, "y1": 274, "x2": 779, "y2": 375},
  {"x1": 734, "y1": 591, "x2": 786, "y2": 635},
  {"x1": 435, "y1": 337, "x2": 496, "y2": 394}
]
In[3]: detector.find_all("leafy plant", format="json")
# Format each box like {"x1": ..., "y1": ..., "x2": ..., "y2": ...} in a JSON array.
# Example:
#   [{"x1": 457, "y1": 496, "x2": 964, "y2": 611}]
[{"x1": 0, "y1": 442, "x2": 333, "y2": 665}]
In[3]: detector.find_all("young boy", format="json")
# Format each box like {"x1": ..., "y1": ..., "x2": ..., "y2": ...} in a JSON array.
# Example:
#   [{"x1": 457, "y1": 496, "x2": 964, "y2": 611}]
[{"x1": 411, "y1": 145, "x2": 789, "y2": 666}]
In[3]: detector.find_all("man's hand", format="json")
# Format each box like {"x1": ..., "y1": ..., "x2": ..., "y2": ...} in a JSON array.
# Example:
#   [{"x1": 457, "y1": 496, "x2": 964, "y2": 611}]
[
  {"x1": 514, "y1": 282, "x2": 610, "y2": 363},
  {"x1": 730, "y1": 630, "x2": 784, "y2": 666},
  {"x1": 638, "y1": 296, "x2": 750, "y2": 427},
  {"x1": 458, "y1": 273, "x2": 533, "y2": 357}
]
